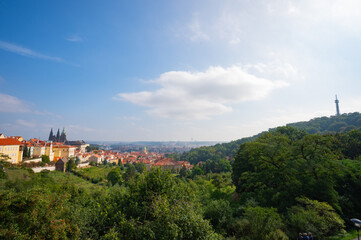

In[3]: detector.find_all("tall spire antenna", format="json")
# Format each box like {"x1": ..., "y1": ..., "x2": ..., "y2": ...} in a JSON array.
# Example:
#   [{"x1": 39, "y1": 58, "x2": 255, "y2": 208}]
[{"x1": 335, "y1": 95, "x2": 340, "y2": 116}]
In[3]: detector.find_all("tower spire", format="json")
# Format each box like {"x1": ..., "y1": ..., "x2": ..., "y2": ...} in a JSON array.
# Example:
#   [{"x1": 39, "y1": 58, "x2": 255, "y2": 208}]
[
  {"x1": 56, "y1": 129, "x2": 60, "y2": 142},
  {"x1": 48, "y1": 128, "x2": 54, "y2": 141},
  {"x1": 335, "y1": 95, "x2": 340, "y2": 116}
]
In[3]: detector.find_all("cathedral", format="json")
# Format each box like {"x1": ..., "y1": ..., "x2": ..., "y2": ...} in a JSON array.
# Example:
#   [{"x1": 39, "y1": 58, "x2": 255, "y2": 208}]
[{"x1": 48, "y1": 128, "x2": 67, "y2": 142}]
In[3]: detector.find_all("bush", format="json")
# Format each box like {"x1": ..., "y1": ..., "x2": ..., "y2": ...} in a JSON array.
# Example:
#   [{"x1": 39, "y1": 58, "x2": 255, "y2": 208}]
[
  {"x1": 234, "y1": 206, "x2": 287, "y2": 240},
  {"x1": 204, "y1": 199, "x2": 233, "y2": 234},
  {"x1": 287, "y1": 197, "x2": 344, "y2": 238}
]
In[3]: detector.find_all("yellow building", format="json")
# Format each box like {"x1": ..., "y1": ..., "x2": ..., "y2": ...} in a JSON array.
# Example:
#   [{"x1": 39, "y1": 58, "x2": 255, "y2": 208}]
[
  {"x1": 45, "y1": 142, "x2": 54, "y2": 161},
  {"x1": 53, "y1": 145, "x2": 76, "y2": 160},
  {"x1": 0, "y1": 138, "x2": 22, "y2": 164},
  {"x1": 33, "y1": 144, "x2": 46, "y2": 157}
]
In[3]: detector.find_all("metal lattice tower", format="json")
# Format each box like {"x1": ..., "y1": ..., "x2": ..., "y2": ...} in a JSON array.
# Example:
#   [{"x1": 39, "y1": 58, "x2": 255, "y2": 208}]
[{"x1": 335, "y1": 95, "x2": 340, "y2": 116}]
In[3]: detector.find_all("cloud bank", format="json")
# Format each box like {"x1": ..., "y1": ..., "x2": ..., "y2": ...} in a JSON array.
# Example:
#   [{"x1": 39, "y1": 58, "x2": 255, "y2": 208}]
[{"x1": 115, "y1": 65, "x2": 289, "y2": 119}]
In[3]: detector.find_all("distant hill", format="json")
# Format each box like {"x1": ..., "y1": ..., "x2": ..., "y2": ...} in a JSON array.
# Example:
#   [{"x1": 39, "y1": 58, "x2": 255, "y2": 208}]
[
  {"x1": 282, "y1": 112, "x2": 361, "y2": 134},
  {"x1": 178, "y1": 112, "x2": 361, "y2": 165}
]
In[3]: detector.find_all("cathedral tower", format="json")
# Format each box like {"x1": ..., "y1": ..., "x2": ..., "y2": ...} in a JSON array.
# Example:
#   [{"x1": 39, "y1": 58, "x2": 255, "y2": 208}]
[
  {"x1": 56, "y1": 129, "x2": 60, "y2": 142},
  {"x1": 48, "y1": 128, "x2": 54, "y2": 141},
  {"x1": 60, "y1": 127, "x2": 67, "y2": 142}
]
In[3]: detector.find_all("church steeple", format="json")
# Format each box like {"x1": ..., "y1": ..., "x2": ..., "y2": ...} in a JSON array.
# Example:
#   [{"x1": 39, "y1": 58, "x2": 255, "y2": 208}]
[
  {"x1": 56, "y1": 129, "x2": 60, "y2": 142},
  {"x1": 48, "y1": 128, "x2": 54, "y2": 141},
  {"x1": 60, "y1": 127, "x2": 67, "y2": 142},
  {"x1": 335, "y1": 95, "x2": 340, "y2": 116}
]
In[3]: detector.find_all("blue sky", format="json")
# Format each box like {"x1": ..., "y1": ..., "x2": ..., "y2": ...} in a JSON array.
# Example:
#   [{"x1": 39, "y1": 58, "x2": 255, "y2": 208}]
[{"x1": 1, "y1": 0, "x2": 361, "y2": 141}]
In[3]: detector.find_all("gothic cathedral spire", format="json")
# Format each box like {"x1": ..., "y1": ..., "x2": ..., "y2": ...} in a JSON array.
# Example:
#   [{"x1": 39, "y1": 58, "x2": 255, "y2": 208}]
[
  {"x1": 48, "y1": 128, "x2": 54, "y2": 141},
  {"x1": 56, "y1": 129, "x2": 60, "y2": 142}
]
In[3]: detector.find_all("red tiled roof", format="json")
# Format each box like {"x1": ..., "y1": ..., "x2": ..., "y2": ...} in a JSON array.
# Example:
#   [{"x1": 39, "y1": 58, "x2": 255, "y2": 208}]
[{"x1": 0, "y1": 138, "x2": 22, "y2": 146}]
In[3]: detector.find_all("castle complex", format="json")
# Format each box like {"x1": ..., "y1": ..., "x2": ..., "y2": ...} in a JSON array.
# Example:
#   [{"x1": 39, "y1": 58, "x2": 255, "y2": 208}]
[{"x1": 48, "y1": 128, "x2": 67, "y2": 142}]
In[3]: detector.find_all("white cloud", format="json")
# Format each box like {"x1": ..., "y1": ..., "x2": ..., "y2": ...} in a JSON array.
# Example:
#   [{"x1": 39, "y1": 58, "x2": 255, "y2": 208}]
[
  {"x1": 0, "y1": 93, "x2": 30, "y2": 113},
  {"x1": 66, "y1": 34, "x2": 85, "y2": 42},
  {"x1": 0, "y1": 40, "x2": 63, "y2": 62},
  {"x1": 244, "y1": 62, "x2": 300, "y2": 81},
  {"x1": 188, "y1": 15, "x2": 210, "y2": 42},
  {"x1": 115, "y1": 65, "x2": 289, "y2": 120}
]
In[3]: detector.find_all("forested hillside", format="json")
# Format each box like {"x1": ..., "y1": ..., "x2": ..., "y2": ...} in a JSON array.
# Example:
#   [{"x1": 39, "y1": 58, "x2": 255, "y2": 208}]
[
  {"x1": 2, "y1": 128, "x2": 361, "y2": 239},
  {"x1": 177, "y1": 112, "x2": 361, "y2": 167},
  {"x1": 282, "y1": 112, "x2": 361, "y2": 134}
]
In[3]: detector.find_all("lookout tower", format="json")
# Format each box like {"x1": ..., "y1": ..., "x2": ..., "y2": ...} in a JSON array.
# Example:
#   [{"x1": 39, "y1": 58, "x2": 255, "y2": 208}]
[{"x1": 335, "y1": 95, "x2": 340, "y2": 116}]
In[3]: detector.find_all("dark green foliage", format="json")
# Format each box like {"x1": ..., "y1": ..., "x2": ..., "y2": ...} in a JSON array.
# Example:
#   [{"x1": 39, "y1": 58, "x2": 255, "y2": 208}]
[
  {"x1": 23, "y1": 145, "x2": 29, "y2": 158},
  {"x1": 231, "y1": 127, "x2": 361, "y2": 238},
  {"x1": 232, "y1": 127, "x2": 343, "y2": 211},
  {"x1": 41, "y1": 154, "x2": 50, "y2": 163},
  {"x1": 204, "y1": 199, "x2": 233, "y2": 234},
  {"x1": 0, "y1": 154, "x2": 10, "y2": 179},
  {"x1": 107, "y1": 169, "x2": 122, "y2": 186},
  {"x1": 177, "y1": 136, "x2": 256, "y2": 166},
  {"x1": 123, "y1": 163, "x2": 136, "y2": 181},
  {"x1": 3, "y1": 124, "x2": 361, "y2": 239},
  {"x1": 234, "y1": 206, "x2": 288, "y2": 240},
  {"x1": 104, "y1": 168, "x2": 221, "y2": 239},
  {"x1": 192, "y1": 166, "x2": 205, "y2": 177},
  {"x1": 175, "y1": 113, "x2": 361, "y2": 168},
  {"x1": 179, "y1": 166, "x2": 189, "y2": 178},
  {"x1": 287, "y1": 197, "x2": 344, "y2": 238},
  {"x1": 336, "y1": 130, "x2": 361, "y2": 159},
  {"x1": 86, "y1": 145, "x2": 99, "y2": 152},
  {"x1": 285, "y1": 112, "x2": 361, "y2": 134},
  {"x1": 0, "y1": 188, "x2": 80, "y2": 239},
  {"x1": 134, "y1": 162, "x2": 146, "y2": 173},
  {"x1": 66, "y1": 159, "x2": 76, "y2": 172}
]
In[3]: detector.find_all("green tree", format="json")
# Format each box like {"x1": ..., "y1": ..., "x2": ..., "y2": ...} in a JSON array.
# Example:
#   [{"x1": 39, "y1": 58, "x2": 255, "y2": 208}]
[
  {"x1": 66, "y1": 159, "x2": 76, "y2": 172},
  {"x1": 0, "y1": 188, "x2": 80, "y2": 239},
  {"x1": 192, "y1": 166, "x2": 205, "y2": 177},
  {"x1": 235, "y1": 206, "x2": 288, "y2": 240},
  {"x1": 232, "y1": 129, "x2": 342, "y2": 211},
  {"x1": 204, "y1": 199, "x2": 232, "y2": 234},
  {"x1": 179, "y1": 166, "x2": 189, "y2": 178},
  {"x1": 0, "y1": 153, "x2": 10, "y2": 179},
  {"x1": 123, "y1": 164, "x2": 136, "y2": 182},
  {"x1": 134, "y1": 162, "x2": 146, "y2": 173},
  {"x1": 23, "y1": 145, "x2": 28, "y2": 158},
  {"x1": 107, "y1": 168, "x2": 221, "y2": 239},
  {"x1": 218, "y1": 159, "x2": 232, "y2": 173},
  {"x1": 41, "y1": 155, "x2": 50, "y2": 164},
  {"x1": 287, "y1": 197, "x2": 344, "y2": 238},
  {"x1": 107, "y1": 169, "x2": 122, "y2": 186},
  {"x1": 86, "y1": 145, "x2": 99, "y2": 152}
]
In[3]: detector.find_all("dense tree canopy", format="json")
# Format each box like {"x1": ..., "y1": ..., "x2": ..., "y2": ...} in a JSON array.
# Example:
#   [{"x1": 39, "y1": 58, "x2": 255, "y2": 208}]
[{"x1": 2, "y1": 114, "x2": 361, "y2": 239}]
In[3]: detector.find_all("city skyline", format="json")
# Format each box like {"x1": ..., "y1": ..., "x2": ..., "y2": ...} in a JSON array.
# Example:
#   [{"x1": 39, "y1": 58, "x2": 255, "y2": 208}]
[{"x1": 1, "y1": 0, "x2": 361, "y2": 141}]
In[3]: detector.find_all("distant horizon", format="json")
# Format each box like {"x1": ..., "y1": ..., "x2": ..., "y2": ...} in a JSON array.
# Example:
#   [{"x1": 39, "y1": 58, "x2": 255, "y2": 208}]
[{"x1": 3, "y1": 111, "x2": 359, "y2": 143}]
